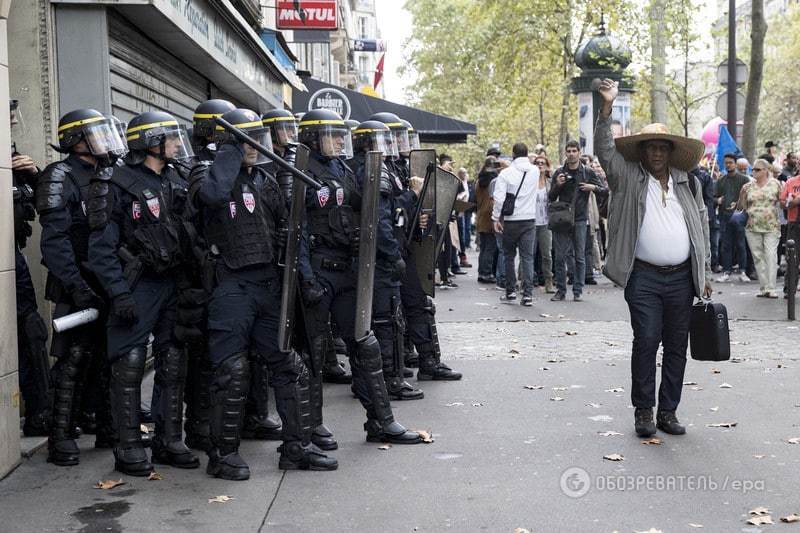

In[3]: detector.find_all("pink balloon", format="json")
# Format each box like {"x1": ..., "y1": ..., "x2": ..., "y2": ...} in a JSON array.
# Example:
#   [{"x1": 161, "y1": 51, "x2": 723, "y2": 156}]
[{"x1": 701, "y1": 116, "x2": 726, "y2": 146}]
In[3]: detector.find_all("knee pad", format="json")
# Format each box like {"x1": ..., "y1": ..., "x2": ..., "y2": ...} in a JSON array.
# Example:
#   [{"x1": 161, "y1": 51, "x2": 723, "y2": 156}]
[
  {"x1": 270, "y1": 350, "x2": 309, "y2": 398},
  {"x1": 156, "y1": 346, "x2": 188, "y2": 384},
  {"x1": 354, "y1": 333, "x2": 382, "y2": 373},
  {"x1": 111, "y1": 347, "x2": 147, "y2": 386}
]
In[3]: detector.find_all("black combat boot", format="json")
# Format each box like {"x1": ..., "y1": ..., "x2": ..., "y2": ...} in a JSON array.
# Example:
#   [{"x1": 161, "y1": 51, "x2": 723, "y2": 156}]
[
  {"x1": 416, "y1": 338, "x2": 462, "y2": 381},
  {"x1": 387, "y1": 376, "x2": 424, "y2": 401},
  {"x1": 322, "y1": 333, "x2": 352, "y2": 384},
  {"x1": 47, "y1": 345, "x2": 86, "y2": 466},
  {"x1": 354, "y1": 334, "x2": 423, "y2": 445},
  {"x1": 403, "y1": 329, "x2": 418, "y2": 369},
  {"x1": 184, "y1": 350, "x2": 213, "y2": 451},
  {"x1": 206, "y1": 355, "x2": 250, "y2": 481},
  {"x1": 656, "y1": 409, "x2": 686, "y2": 435},
  {"x1": 151, "y1": 347, "x2": 199, "y2": 469},
  {"x1": 111, "y1": 347, "x2": 153, "y2": 476},
  {"x1": 308, "y1": 337, "x2": 338, "y2": 450},
  {"x1": 634, "y1": 407, "x2": 657, "y2": 437},
  {"x1": 241, "y1": 357, "x2": 283, "y2": 440}
]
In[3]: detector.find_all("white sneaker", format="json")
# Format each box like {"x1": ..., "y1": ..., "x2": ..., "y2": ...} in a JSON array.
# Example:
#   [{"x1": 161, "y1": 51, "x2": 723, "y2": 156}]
[
  {"x1": 715, "y1": 273, "x2": 730, "y2": 283},
  {"x1": 738, "y1": 272, "x2": 751, "y2": 283}
]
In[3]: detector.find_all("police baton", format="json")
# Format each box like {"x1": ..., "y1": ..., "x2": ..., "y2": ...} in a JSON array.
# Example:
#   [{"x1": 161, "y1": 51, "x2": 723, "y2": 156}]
[{"x1": 213, "y1": 116, "x2": 323, "y2": 190}]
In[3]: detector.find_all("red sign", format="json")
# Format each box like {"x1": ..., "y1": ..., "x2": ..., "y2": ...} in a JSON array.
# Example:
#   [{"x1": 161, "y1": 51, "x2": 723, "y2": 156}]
[{"x1": 277, "y1": 1, "x2": 338, "y2": 30}]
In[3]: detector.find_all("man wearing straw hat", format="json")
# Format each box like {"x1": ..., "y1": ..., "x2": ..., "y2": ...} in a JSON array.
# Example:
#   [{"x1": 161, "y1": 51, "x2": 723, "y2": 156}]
[{"x1": 594, "y1": 79, "x2": 712, "y2": 438}]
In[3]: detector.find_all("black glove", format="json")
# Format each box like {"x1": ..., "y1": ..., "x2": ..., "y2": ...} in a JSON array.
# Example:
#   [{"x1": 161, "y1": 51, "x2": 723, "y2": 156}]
[
  {"x1": 301, "y1": 279, "x2": 326, "y2": 307},
  {"x1": 112, "y1": 292, "x2": 139, "y2": 324},
  {"x1": 71, "y1": 285, "x2": 102, "y2": 309},
  {"x1": 391, "y1": 257, "x2": 407, "y2": 282},
  {"x1": 350, "y1": 229, "x2": 361, "y2": 257}
]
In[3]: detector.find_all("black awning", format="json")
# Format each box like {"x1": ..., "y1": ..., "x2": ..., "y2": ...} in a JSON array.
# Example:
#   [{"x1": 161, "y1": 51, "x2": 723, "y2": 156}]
[{"x1": 292, "y1": 77, "x2": 476, "y2": 144}]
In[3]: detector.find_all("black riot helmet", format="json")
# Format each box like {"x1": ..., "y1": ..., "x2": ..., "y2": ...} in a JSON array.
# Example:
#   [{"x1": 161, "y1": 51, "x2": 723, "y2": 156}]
[
  {"x1": 353, "y1": 120, "x2": 398, "y2": 157},
  {"x1": 298, "y1": 108, "x2": 353, "y2": 159},
  {"x1": 344, "y1": 119, "x2": 360, "y2": 131},
  {"x1": 56, "y1": 108, "x2": 126, "y2": 167},
  {"x1": 126, "y1": 110, "x2": 194, "y2": 164},
  {"x1": 214, "y1": 108, "x2": 272, "y2": 166},
  {"x1": 108, "y1": 115, "x2": 129, "y2": 155},
  {"x1": 369, "y1": 112, "x2": 410, "y2": 155},
  {"x1": 400, "y1": 119, "x2": 421, "y2": 152},
  {"x1": 262, "y1": 108, "x2": 298, "y2": 148},
  {"x1": 193, "y1": 99, "x2": 235, "y2": 140}
]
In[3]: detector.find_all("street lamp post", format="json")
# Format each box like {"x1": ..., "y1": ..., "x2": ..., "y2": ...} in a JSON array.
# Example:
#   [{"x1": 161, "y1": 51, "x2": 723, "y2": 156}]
[{"x1": 727, "y1": 0, "x2": 737, "y2": 138}]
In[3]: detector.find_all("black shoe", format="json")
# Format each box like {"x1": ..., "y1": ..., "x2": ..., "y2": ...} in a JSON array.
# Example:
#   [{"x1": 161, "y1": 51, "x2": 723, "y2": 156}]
[
  {"x1": 404, "y1": 354, "x2": 419, "y2": 369},
  {"x1": 521, "y1": 296, "x2": 533, "y2": 307},
  {"x1": 278, "y1": 442, "x2": 338, "y2": 471},
  {"x1": 634, "y1": 407, "x2": 656, "y2": 438},
  {"x1": 206, "y1": 450, "x2": 250, "y2": 481},
  {"x1": 151, "y1": 439, "x2": 200, "y2": 469},
  {"x1": 502, "y1": 291, "x2": 517, "y2": 302},
  {"x1": 656, "y1": 410, "x2": 686, "y2": 435},
  {"x1": 573, "y1": 293, "x2": 583, "y2": 302},
  {"x1": 311, "y1": 424, "x2": 338, "y2": 451},
  {"x1": 477, "y1": 276, "x2": 496, "y2": 284},
  {"x1": 114, "y1": 446, "x2": 154, "y2": 477},
  {"x1": 550, "y1": 291, "x2": 566, "y2": 302},
  {"x1": 365, "y1": 420, "x2": 423, "y2": 444},
  {"x1": 387, "y1": 377, "x2": 425, "y2": 400},
  {"x1": 241, "y1": 415, "x2": 283, "y2": 440},
  {"x1": 322, "y1": 361, "x2": 353, "y2": 384},
  {"x1": 444, "y1": 279, "x2": 459, "y2": 288},
  {"x1": 452, "y1": 268, "x2": 467, "y2": 275},
  {"x1": 418, "y1": 362, "x2": 462, "y2": 381},
  {"x1": 47, "y1": 439, "x2": 80, "y2": 466},
  {"x1": 584, "y1": 277, "x2": 597, "y2": 285}
]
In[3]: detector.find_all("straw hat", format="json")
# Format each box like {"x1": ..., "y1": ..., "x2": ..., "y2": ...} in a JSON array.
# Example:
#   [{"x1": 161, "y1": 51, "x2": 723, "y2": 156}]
[{"x1": 614, "y1": 123, "x2": 705, "y2": 172}]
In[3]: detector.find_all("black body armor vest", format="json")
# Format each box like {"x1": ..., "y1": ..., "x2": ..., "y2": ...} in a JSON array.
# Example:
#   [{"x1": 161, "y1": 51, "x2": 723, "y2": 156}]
[{"x1": 305, "y1": 157, "x2": 361, "y2": 252}]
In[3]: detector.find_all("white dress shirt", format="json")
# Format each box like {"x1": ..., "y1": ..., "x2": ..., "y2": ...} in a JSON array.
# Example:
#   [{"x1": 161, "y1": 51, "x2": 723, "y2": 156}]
[{"x1": 634, "y1": 174, "x2": 691, "y2": 266}]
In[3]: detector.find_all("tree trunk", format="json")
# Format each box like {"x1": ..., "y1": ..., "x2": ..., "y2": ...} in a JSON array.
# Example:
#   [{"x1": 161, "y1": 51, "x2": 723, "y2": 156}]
[
  {"x1": 742, "y1": 0, "x2": 766, "y2": 162},
  {"x1": 650, "y1": 0, "x2": 668, "y2": 123}
]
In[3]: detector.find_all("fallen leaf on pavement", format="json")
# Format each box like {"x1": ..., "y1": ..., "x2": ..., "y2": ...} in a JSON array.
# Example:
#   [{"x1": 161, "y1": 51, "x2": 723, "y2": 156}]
[
  {"x1": 416, "y1": 430, "x2": 434, "y2": 443},
  {"x1": 565, "y1": 331, "x2": 578, "y2": 336},
  {"x1": 550, "y1": 396, "x2": 565, "y2": 402},
  {"x1": 683, "y1": 381, "x2": 698, "y2": 385},
  {"x1": 94, "y1": 479, "x2": 125, "y2": 490},
  {"x1": 539, "y1": 367, "x2": 550, "y2": 371},
  {"x1": 147, "y1": 472, "x2": 162, "y2": 481},
  {"x1": 709, "y1": 407, "x2": 719, "y2": 412},
  {"x1": 690, "y1": 386, "x2": 704, "y2": 391},
  {"x1": 785, "y1": 437, "x2": 800, "y2": 444},
  {"x1": 711, "y1": 368, "x2": 721, "y2": 374},
  {"x1": 641, "y1": 438, "x2": 662, "y2": 445},
  {"x1": 749, "y1": 506, "x2": 770, "y2": 516},
  {"x1": 746, "y1": 515, "x2": 774, "y2": 526},
  {"x1": 753, "y1": 454, "x2": 765, "y2": 459},
  {"x1": 605, "y1": 387, "x2": 625, "y2": 393},
  {"x1": 445, "y1": 402, "x2": 463, "y2": 407},
  {"x1": 606, "y1": 362, "x2": 616, "y2": 366},
  {"x1": 719, "y1": 383, "x2": 733, "y2": 389},
  {"x1": 208, "y1": 495, "x2": 234, "y2": 504},
  {"x1": 587, "y1": 402, "x2": 602, "y2": 408},
  {"x1": 471, "y1": 402, "x2": 483, "y2": 407},
  {"x1": 557, "y1": 314, "x2": 565, "y2": 319},
  {"x1": 514, "y1": 529, "x2": 530, "y2": 533},
  {"x1": 706, "y1": 422, "x2": 737, "y2": 428},
  {"x1": 524, "y1": 385, "x2": 544, "y2": 390},
  {"x1": 603, "y1": 341, "x2": 620, "y2": 347},
  {"x1": 634, "y1": 529, "x2": 663, "y2": 533},
  {"x1": 552, "y1": 387, "x2": 567, "y2": 391},
  {"x1": 603, "y1": 453, "x2": 624, "y2": 461},
  {"x1": 509, "y1": 349, "x2": 520, "y2": 354},
  {"x1": 598, "y1": 431, "x2": 623, "y2": 437},
  {"x1": 378, "y1": 444, "x2": 392, "y2": 450},
  {"x1": 688, "y1": 524, "x2": 703, "y2": 528},
  {"x1": 539, "y1": 313, "x2": 551, "y2": 318},
  {"x1": 781, "y1": 514, "x2": 800, "y2": 523}
]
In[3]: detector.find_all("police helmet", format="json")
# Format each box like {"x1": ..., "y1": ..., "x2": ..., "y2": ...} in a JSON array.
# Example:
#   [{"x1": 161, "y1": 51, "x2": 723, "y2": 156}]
[
  {"x1": 108, "y1": 115, "x2": 128, "y2": 154},
  {"x1": 215, "y1": 108, "x2": 272, "y2": 166},
  {"x1": 353, "y1": 120, "x2": 398, "y2": 158},
  {"x1": 57, "y1": 108, "x2": 126, "y2": 166},
  {"x1": 193, "y1": 99, "x2": 235, "y2": 140},
  {"x1": 126, "y1": 111, "x2": 194, "y2": 163},
  {"x1": 344, "y1": 119, "x2": 360, "y2": 131},
  {"x1": 369, "y1": 112, "x2": 410, "y2": 155},
  {"x1": 262, "y1": 109, "x2": 298, "y2": 148},
  {"x1": 400, "y1": 119, "x2": 421, "y2": 152},
  {"x1": 298, "y1": 108, "x2": 353, "y2": 159}
]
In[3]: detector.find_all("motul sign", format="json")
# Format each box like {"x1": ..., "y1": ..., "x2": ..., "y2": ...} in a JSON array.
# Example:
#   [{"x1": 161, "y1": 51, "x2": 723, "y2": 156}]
[{"x1": 277, "y1": 1, "x2": 338, "y2": 30}]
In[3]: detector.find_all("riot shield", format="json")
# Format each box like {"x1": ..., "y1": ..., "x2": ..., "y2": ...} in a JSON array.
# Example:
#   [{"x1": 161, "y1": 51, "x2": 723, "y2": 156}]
[
  {"x1": 354, "y1": 151, "x2": 382, "y2": 340},
  {"x1": 277, "y1": 144, "x2": 310, "y2": 352}
]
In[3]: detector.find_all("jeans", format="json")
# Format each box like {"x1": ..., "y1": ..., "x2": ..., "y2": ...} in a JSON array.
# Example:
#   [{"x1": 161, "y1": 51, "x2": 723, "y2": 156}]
[
  {"x1": 532, "y1": 225, "x2": 553, "y2": 282},
  {"x1": 584, "y1": 225, "x2": 595, "y2": 279},
  {"x1": 719, "y1": 212, "x2": 747, "y2": 273},
  {"x1": 456, "y1": 215, "x2": 466, "y2": 254},
  {"x1": 502, "y1": 219, "x2": 536, "y2": 296},
  {"x1": 495, "y1": 233, "x2": 506, "y2": 286},
  {"x1": 624, "y1": 265, "x2": 694, "y2": 411},
  {"x1": 709, "y1": 224, "x2": 720, "y2": 269},
  {"x1": 478, "y1": 232, "x2": 497, "y2": 278},
  {"x1": 553, "y1": 222, "x2": 587, "y2": 295},
  {"x1": 745, "y1": 230, "x2": 780, "y2": 293}
]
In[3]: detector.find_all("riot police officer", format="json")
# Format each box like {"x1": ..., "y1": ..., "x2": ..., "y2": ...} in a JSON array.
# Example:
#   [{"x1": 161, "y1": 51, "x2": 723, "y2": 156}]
[
  {"x1": 193, "y1": 108, "x2": 337, "y2": 480},
  {"x1": 36, "y1": 109, "x2": 125, "y2": 465},
  {"x1": 10, "y1": 99, "x2": 50, "y2": 437},
  {"x1": 353, "y1": 119, "x2": 423, "y2": 401},
  {"x1": 369, "y1": 114, "x2": 462, "y2": 382},
  {"x1": 88, "y1": 111, "x2": 199, "y2": 475},
  {"x1": 192, "y1": 99, "x2": 236, "y2": 162},
  {"x1": 298, "y1": 109, "x2": 423, "y2": 445}
]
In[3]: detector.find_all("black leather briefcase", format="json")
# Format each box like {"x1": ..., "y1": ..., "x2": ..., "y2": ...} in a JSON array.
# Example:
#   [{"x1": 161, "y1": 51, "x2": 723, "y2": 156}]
[{"x1": 689, "y1": 300, "x2": 730, "y2": 361}]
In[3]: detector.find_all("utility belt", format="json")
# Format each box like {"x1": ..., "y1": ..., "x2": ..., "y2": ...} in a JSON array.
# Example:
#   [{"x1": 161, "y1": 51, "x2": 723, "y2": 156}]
[
  {"x1": 634, "y1": 258, "x2": 691, "y2": 275},
  {"x1": 311, "y1": 255, "x2": 352, "y2": 272}
]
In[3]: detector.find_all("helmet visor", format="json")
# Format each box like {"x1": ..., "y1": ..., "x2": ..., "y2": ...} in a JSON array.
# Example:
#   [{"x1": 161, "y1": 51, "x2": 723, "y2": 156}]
[
  {"x1": 373, "y1": 130, "x2": 398, "y2": 157},
  {"x1": 161, "y1": 125, "x2": 195, "y2": 162},
  {"x1": 393, "y1": 129, "x2": 411, "y2": 155},
  {"x1": 84, "y1": 121, "x2": 127, "y2": 161},
  {"x1": 241, "y1": 128, "x2": 272, "y2": 166},
  {"x1": 409, "y1": 131, "x2": 421, "y2": 151},
  {"x1": 320, "y1": 125, "x2": 353, "y2": 159},
  {"x1": 273, "y1": 121, "x2": 298, "y2": 147}
]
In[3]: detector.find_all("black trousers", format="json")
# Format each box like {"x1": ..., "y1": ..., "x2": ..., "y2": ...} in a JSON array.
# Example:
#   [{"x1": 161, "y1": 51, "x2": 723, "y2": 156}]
[{"x1": 624, "y1": 264, "x2": 694, "y2": 411}]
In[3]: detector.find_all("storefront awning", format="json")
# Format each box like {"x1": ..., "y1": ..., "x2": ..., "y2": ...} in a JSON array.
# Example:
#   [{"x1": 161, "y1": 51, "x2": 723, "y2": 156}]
[{"x1": 293, "y1": 77, "x2": 477, "y2": 144}]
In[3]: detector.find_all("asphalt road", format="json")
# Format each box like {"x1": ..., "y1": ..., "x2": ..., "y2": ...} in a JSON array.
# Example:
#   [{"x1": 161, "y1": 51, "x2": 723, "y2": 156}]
[{"x1": 1, "y1": 252, "x2": 798, "y2": 533}]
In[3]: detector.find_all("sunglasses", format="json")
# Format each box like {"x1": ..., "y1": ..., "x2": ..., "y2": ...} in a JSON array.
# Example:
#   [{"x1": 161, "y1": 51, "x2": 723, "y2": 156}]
[{"x1": 753, "y1": 167, "x2": 768, "y2": 172}]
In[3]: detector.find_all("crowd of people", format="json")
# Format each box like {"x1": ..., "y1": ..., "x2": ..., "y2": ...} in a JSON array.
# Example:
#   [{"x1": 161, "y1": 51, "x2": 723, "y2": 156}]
[{"x1": 11, "y1": 98, "x2": 462, "y2": 482}]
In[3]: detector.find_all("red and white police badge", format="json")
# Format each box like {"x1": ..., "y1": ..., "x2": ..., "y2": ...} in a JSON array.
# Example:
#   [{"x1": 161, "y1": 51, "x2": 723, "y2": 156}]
[
  {"x1": 336, "y1": 188, "x2": 344, "y2": 206},
  {"x1": 146, "y1": 197, "x2": 160, "y2": 218},
  {"x1": 317, "y1": 186, "x2": 330, "y2": 207},
  {"x1": 131, "y1": 201, "x2": 141, "y2": 220},
  {"x1": 229, "y1": 201, "x2": 237, "y2": 218},
  {"x1": 243, "y1": 192, "x2": 256, "y2": 213}
]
